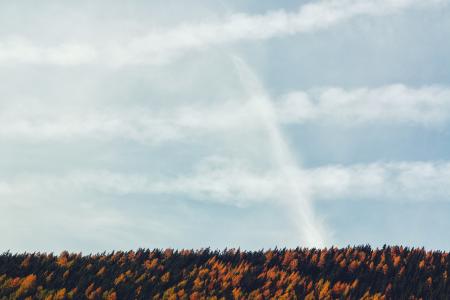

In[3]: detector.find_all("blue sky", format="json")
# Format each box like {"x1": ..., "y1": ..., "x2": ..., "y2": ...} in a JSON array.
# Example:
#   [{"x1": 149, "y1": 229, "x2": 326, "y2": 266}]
[{"x1": 1, "y1": 0, "x2": 450, "y2": 253}]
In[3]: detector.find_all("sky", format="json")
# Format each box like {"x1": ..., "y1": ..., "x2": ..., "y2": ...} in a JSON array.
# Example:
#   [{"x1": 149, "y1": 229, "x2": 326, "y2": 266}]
[{"x1": 1, "y1": 0, "x2": 450, "y2": 253}]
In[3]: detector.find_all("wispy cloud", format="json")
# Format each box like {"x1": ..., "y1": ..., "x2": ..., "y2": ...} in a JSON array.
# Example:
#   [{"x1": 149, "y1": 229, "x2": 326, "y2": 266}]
[
  {"x1": 0, "y1": 101, "x2": 257, "y2": 144},
  {"x1": 3, "y1": 157, "x2": 449, "y2": 250},
  {"x1": 308, "y1": 161, "x2": 450, "y2": 201},
  {"x1": 0, "y1": 37, "x2": 97, "y2": 65},
  {"x1": 2, "y1": 84, "x2": 450, "y2": 145},
  {"x1": 0, "y1": 0, "x2": 445, "y2": 66},
  {"x1": 233, "y1": 56, "x2": 327, "y2": 247},
  {"x1": 278, "y1": 84, "x2": 450, "y2": 125},
  {"x1": 3, "y1": 160, "x2": 450, "y2": 206}
]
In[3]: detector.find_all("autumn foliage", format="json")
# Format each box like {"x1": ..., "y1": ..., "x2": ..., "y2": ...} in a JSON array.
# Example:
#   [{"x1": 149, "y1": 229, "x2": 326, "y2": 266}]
[{"x1": 0, "y1": 246, "x2": 449, "y2": 299}]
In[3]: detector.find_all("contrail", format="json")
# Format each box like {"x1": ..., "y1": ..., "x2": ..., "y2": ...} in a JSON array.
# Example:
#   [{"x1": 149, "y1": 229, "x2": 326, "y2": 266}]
[{"x1": 232, "y1": 56, "x2": 327, "y2": 247}]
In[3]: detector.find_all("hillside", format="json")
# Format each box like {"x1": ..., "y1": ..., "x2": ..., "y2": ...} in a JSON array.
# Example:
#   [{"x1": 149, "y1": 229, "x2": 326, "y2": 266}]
[{"x1": 0, "y1": 246, "x2": 448, "y2": 299}]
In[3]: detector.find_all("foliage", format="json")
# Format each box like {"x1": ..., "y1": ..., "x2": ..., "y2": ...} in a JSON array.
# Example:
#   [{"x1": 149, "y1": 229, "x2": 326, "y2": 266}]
[{"x1": 0, "y1": 246, "x2": 448, "y2": 299}]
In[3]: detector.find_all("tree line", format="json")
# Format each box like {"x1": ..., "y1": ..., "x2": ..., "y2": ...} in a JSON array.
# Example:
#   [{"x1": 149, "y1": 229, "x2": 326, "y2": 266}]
[{"x1": 0, "y1": 245, "x2": 448, "y2": 299}]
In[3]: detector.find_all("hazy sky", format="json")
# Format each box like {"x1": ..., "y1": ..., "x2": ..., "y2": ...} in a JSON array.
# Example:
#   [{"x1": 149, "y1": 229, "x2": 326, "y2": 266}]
[{"x1": 2, "y1": 0, "x2": 450, "y2": 253}]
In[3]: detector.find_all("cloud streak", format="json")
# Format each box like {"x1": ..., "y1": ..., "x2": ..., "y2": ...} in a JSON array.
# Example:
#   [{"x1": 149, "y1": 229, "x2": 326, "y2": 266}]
[
  {"x1": 0, "y1": 0, "x2": 446, "y2": 66},
  {"x1": 278, "y1": 84, "x2": 450, "y2": 125},
  {"x1": 3, "y1": 160, "x2": 450, "y2": 206},
  {"x1": 233, "y1": 56, "x2": 327, "y2": 247},
  {"x1": 0, "y1": 102, "x2": 255, "y2": 144},
  {"x1": 2, "y1": 84, "x2": 450, "y2": 144},
  {"x1": 0, "y1": 37, "x2": 97, "y2": 65}
]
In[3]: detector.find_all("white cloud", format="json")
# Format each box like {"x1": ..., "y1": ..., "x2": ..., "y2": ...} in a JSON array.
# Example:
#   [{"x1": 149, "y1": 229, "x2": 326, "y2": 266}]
[
  {"x1": 308, "y1": 161, "x2": 450, "y2": 201},
  {"x1": 278, "y1": 84, "x2": 450, "y2": 125},
  {"x1": 0, "y1": 37, "x2": 97, "y2": 65},
  {"x1": 3, "y1": 157, "x2": 449, "y2": 249},
  {"x1": 3, "y1": 159, "x2": 449, "y2": 251},
  {"x1": 3, "y1": 160, "x2": 450, "y2": 206},
  {"x1": 0, "y1": 101, "x2": 256, "y2": 144},
  {"x1": 2, "y1": 84, "x2": 450, "y2": 145},
  {"x1": 233, "y1": 56, "x2": 328, "y2": 247},
  {"x1": 0, "y1": 0, "x2": 446, "y2": 66}
]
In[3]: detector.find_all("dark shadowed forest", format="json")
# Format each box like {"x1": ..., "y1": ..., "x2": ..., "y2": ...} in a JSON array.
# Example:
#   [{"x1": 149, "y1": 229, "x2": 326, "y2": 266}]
[{"x1": 0, "y1": 246, "x2": 449, "y2": 299}]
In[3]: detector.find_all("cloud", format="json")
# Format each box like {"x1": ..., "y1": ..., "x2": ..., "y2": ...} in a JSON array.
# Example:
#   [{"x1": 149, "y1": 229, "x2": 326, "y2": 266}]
[
  {"x1": 308, "y1": 161, "x2": 450, "y2": 201},
  {"x1": 3, "y1": 159, "x2": 449, "y2": 251},
  {"x1": 233, "y1": 56, "x2": 328, "y2": 247},
  {"x1": 3, "y1": 160, "x2": 450, "y2": 207},
  {"x1": 2, "y1": 84, "x2": 450, "y2": 145},
  {"x1": 0, "y1": 0, "x2": 446, "y2": 66},
  {"x1": 0, "y1": 37, "x2": 97, "y2": 65},
  {"x1": 3, "y1": 157, "x2": 449, "y2": 250},
  {"x1": 277, "y1": 84, "x2": 450, "y2": 125},
  {"x1": 0, "y1": 101, "x2": 256, "y2": 144}
]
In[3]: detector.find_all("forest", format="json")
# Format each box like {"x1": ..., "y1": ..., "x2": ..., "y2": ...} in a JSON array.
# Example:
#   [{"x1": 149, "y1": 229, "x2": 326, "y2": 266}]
[{"x1": 0, "y1": 246, "x2": 448, "y2": 299}]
